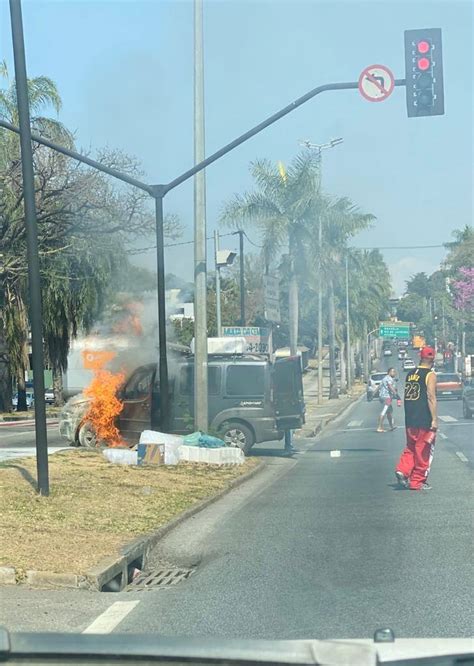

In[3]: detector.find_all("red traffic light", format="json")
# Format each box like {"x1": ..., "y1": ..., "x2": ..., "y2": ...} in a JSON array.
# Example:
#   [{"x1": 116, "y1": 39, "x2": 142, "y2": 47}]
[
  {"x1": 417, "y1": 57, "x2": 431, "y2": 71},
  {"x1": 417, "y1": 40, "x2": 430, "y2": 54}
]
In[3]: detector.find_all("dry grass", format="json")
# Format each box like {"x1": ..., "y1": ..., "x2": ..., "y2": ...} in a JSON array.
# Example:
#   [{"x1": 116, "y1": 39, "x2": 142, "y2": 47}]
[{"x1": 0, "y1": 450, "x2": 259, "y2": 577}]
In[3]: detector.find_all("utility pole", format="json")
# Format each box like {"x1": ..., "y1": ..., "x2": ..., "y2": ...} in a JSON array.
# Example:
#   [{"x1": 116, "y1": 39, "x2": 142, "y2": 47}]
[
  {"x1": 214, "y1": 230, "x2": 222, "y2": 337},
  {"x1": 363, "y1": 321, "x2": 368, "y2": 381},
  {"x1": 299, "y1": 138, "x2": 343, "y2": 403},
  {"x1": 9, "y1": 0, "x2": 49, "y2": 495},
  {"x1": 193, "y1": 0, "x2": 208, "y2": 432},
  {"x1": 238, "y1": 230, "x2": 245, "y2": 326},
  {"x1": 345, "y1": 253, "x2": 351, "y2": 391}
]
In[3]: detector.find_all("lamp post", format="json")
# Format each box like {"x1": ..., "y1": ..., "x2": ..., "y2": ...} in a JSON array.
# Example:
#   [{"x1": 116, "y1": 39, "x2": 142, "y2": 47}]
[
  {"x1": 214, "y1": 231, "x2": 237, "y2": 337},
  {"x1": 299, "y1": 138, "x2": 343, "y2": 403}
]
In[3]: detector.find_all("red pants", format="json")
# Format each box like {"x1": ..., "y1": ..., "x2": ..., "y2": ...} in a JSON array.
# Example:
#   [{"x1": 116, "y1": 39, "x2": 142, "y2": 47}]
[{"x1": 396, "y1": 428, "x2": 436, "y2": 490}]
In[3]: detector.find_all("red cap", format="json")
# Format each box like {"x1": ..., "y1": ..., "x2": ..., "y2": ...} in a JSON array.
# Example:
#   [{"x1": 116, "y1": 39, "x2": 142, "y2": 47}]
[{"x1": 420, "y1": 346, "x2": 435, "y2": 359}]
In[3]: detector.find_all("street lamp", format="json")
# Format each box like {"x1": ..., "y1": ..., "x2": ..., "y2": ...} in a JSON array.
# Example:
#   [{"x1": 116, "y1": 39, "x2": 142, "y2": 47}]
[
  {"x1": 214, "y1": 231, "x2": 236, "y2": 337},
  {"x1": 299, "y1": 138, "x2": 344, "y2": 403}
]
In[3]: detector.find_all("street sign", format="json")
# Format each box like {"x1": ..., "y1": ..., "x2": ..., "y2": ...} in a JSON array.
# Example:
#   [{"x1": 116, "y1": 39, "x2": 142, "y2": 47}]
[
  {"x1": 358, "y1": 64, "x2": 395, "y2": 102},
  {"x1": 223, "y1": 327, "x2": 270, "y2": 354},
  {"x1": 379, "y1": 323, "x2": 410, "y2": 339},
  {"x1": 264, "y1": 275, "x2": 281, "y2": 323}
]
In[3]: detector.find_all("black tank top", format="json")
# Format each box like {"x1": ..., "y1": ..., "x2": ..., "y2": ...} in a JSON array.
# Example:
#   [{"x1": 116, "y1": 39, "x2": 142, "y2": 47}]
[{"x1": 404, "y1": 366, "x2": 434, "y2": 429}]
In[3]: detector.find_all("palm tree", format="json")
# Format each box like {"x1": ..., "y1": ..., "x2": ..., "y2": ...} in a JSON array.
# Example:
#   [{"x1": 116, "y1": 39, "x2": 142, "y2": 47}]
[
  {"x1": 309, "y1": 197, "x2": 376, "y2": 399},
  {"x1": 220, "y1": 152, "x2": 321, "y2": 355}
]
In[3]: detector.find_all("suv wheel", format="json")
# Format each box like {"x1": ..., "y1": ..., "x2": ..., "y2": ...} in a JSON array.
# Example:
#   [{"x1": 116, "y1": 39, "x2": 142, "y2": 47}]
[
  {"x1": 78, "y1": 422, "x2": 100, "y2": 448},
  {"x1": 463, "y1": 400, "x2": 472, "y2": 419},
  {"x1": 221, "y1": 422, "x2": 255, "y2": 454}
]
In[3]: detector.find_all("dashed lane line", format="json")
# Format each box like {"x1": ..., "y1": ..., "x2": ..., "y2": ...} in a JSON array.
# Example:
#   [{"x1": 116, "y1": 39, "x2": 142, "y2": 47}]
[
  {"x1": 439, "y1": 432, "x2": 447, "y2": 440},
  {"x1": 82, "y1": 601, "x2": 140, "y2": 634},
  {"x1": 455, "y1": 451, "x2": 469, "y2": 463},
  {"x1": 347, "y1": 420, "x2": 363, "y2": 427}
]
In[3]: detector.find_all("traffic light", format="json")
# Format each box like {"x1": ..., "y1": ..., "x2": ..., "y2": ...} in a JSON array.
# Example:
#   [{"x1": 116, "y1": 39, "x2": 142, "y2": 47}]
[{"x1": 404, "y1": 28, "x2": 444, "y2": 117}]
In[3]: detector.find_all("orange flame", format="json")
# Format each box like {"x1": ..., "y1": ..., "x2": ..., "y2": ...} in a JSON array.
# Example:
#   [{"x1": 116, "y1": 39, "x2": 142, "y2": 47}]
[{"x1": 82, "y1": 351, "x2": 126, "y2": 448}]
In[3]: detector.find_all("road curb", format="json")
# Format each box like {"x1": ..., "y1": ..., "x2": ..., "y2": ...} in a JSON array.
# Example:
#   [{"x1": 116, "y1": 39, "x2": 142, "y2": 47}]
[
  {"x1": 3, "y1": 460, "x2": 266, "y2": 592},
  {"x1": 85, "y1": 459, "x2": 266, "y2": 592},
  {"x1": 296, "y1": 387, "x2": 365, "y2": 439}
]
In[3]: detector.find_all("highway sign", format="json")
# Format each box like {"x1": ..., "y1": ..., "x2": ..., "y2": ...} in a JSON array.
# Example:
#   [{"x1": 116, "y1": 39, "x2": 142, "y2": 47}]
[
  {"x1": 358, "y1": 64, "x2": 395, "y2": 102},
  {"x1": 379, "y1": 324, "x2": 410, "y2": 339}
]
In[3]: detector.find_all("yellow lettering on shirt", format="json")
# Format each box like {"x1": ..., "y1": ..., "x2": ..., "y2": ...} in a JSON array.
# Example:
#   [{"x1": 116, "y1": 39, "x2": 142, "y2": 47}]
[{"x1": 407, "y1": 373, "x2": 420, "y2": 382}]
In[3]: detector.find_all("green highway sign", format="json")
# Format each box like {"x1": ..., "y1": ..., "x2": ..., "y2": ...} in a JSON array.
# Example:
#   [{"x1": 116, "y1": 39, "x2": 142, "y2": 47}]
[{"x1": 379, "y1": 324, "x2": 410, "y2": 339}]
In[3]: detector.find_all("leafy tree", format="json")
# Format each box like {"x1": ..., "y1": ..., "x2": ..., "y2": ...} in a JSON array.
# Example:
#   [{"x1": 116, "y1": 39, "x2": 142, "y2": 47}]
[{"x1": 405, "y1": 272, "x2": 431, "y2": 299}]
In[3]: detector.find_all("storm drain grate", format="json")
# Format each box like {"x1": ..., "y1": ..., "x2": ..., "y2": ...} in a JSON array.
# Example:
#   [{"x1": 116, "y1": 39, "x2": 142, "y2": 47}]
[{"x1": 127, "y1": 567, "x2": 194, "y2": 592}]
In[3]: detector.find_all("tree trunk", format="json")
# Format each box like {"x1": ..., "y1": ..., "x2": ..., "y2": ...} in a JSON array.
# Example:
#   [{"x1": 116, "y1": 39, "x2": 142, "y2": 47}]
[
  {"x1": 288, "y1": 230, "x2": 299, "y2": 357},
  {"x1": 0, "y1": 333, "x2": 12, "y2": 413},
  {"x1": 328, "y1": 278, "x2": 339, "y2": 399},
  {"x1": 288, "y1": 267, "x2": 298, "y2": 357},
  {"x1": 52, "y1": 366, "x2": 64, "y2": 407},
  {"x1": 339, "y1": 340, "x2": 347, "y2": 394},
  {"x1": 16, "y1": 370, "x2": 28, "y2": 412}
]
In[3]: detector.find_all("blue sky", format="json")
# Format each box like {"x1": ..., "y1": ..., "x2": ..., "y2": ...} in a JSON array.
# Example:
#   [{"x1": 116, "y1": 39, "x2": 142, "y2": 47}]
[{"x1": 1, "y1": 0, "x2": 472, "y2": 295}]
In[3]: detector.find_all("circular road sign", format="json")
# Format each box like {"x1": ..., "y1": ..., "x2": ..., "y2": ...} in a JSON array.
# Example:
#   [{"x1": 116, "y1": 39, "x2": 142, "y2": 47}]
[{"x1": 358, "y1": 64, "x2": 395, "y2": 102}]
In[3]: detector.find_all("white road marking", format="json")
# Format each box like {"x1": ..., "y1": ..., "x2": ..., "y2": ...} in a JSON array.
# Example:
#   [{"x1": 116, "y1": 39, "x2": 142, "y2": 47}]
[
  {"x1": 82, "y1": 601, "x2": 140, "y2": 634},
  {"x1": 439, "y1": 415, "x2": 457, "y2": 423},
  {"x1": 439, "y1": 432, "x2": 447, "y2": 440},
  {"x1": 330, "y1": 450, "x2": 341, "y2": 458},
  {"x1": 455, "y1": 451, "x2": 469, "y2": 463},
  {"x1": 0, "y1": 447, "x2": 68, "y2": 462},
  {"x1": 347, "y1": 420, "x2": 363, "y2": 427}
]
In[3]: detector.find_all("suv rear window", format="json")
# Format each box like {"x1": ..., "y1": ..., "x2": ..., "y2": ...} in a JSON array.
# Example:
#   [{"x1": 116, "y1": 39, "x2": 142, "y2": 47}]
[{"x1": 226, "y1": 365, "x2": 265, "y2": 397}]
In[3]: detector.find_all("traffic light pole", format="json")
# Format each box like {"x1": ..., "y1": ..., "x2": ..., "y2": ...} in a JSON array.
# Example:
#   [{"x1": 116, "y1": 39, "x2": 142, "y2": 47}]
[{"x1": 9, "y1": 0, "x2": 49, "y2": 495}]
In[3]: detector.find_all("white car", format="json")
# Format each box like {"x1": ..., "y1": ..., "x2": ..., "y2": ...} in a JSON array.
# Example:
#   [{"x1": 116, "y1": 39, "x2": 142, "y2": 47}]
[
  {"x1": 403, "y1": 359, "x2": 416, "y2": 371},
  {"x1": 383, "y1": 349, "x2": 392, "y2": 357},
  {"x1": 367, "y1": 372, "x2": 386, "y2": 401},
  {"x1": 12, "y1": 391, "x2": 35, "y2": 409},
  {"x1": 398, "y1": 350, "x2": 407, "y2": 360}
]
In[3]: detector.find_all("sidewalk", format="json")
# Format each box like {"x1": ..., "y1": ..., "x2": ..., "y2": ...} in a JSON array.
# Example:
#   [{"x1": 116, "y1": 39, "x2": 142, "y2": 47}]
[{"x1": 296, "y1": 361, "x2": 365, "y2": 439}]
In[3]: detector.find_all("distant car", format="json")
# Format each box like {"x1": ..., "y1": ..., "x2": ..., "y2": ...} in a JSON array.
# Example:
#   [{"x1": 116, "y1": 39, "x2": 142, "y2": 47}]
[
  {"x1": 398, "y1": 349, "x2": 407, "y2": 360},
  {"x1": 367, "y1": 372, "x2": 386, "y2": 401},
  {"x1": 383, "y1": 349, "x2": 392, "y2": 357},
  {"x1": 462, "y1": 379, "x2": 474, "y2": 418},
  {"x1": 436, "y1": 373, "x2": 463, "y2": 400},
  {"x1": 45, "y1": 388, "x2": 55, "y2": 405},
  {"x1": 12, "y1": 391, "x2": 35, "y2": 410},
  {"x1": 403, "y1": 359, "x2": 416, "y2": 371}
]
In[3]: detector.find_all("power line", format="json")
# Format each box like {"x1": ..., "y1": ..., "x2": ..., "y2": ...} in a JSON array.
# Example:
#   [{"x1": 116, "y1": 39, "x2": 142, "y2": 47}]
[
  {"x1": 359, "y1": 244, "x2": 445, "y2": 250},
  {"x1": 241, "y1": 230, "x2": 264, "y2": 248},
  {"x1": 129, "y1": 231, "x2": 264, "y2": 254}
]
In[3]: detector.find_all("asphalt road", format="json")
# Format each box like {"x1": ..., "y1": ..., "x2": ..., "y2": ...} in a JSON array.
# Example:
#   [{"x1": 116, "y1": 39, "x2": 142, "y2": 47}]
[
  {"x1": 0, "y1": 421, "x2": 66, "y2": 462},
  {"x1": 0, "y1": 353, "x2": 472, "y2": 641}
]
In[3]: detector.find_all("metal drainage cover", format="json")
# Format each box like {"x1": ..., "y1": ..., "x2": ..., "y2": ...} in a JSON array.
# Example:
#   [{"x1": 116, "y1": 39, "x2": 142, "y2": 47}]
[{"x1": 127, "y1": 568, "x2": 194, "y2": 592}]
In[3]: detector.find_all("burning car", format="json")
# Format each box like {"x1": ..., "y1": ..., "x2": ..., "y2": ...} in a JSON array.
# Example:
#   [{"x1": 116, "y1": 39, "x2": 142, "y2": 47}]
[{"x1": 59, "y1": 354, "x2": 305, "y2": 454}]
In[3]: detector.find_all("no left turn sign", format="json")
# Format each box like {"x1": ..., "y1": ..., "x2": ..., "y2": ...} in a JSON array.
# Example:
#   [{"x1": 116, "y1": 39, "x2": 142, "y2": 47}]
[{"x1": 358, "y1": 64, "x2": 395, "y2": 102}]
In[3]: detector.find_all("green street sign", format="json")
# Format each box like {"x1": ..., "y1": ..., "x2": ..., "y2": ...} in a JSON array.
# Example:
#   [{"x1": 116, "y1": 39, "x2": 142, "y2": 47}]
[{"x1": 379, "y1": 325, "x2": 410, "y2": 339}]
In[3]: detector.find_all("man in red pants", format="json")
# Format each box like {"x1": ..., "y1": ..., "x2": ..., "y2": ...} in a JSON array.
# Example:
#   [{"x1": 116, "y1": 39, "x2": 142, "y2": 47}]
[{"x1": 395, "y1": 346, "x2": 438, "y2": 491}]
